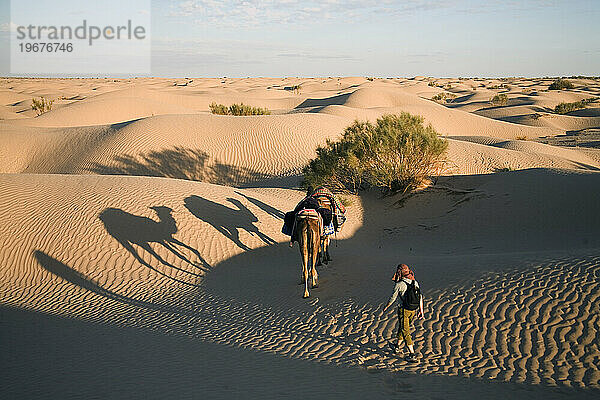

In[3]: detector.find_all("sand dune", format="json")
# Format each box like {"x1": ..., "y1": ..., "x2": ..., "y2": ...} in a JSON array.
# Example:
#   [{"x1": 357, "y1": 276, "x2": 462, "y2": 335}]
[
  {"x1": 1, "y1": 77, "x2": 599, "y2": 399},
  {"x1": 445, "y1": 137, "x2": 599, "y2": 174},
  {"x1": 21, "y1": 96, "x2": 197, "y2": 127},
  {"x1": 0, "y1": 113, "x2": 350, "y2": 186},
  {"x1": 1, "y1": 171, "x2": 598, "y2": 398}
]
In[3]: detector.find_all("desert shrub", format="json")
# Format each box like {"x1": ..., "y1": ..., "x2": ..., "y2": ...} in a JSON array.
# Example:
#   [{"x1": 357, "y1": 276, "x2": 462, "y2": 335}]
[
  {"x1": 209, "y1": 102, "x2": 271, "y2": 116},
  {"x1": 431, "y1": 92, "x2": 456, "y2": 103},
  {"x1": 548, "y1": 78, "x2": 574, "y2": 90},
  {"x1": 340, "y1": 196, "x2": 353, "y2": 207},
  {"x1": 302, "y1": 113, "x2": 448, "y2": 195},
  {"x1": 515, "y1": 135, "x2": 528, "y2": 140},
  {"x1": 366, "y1": 77, "x2": 374, "y2": 81},
  {"x1": 31, "y1": 97, "x2": 54, "y2": 116},
  {"x1": 209, "y1": 103, "x2": 229, "y2": 115},
  {"x1": 495, "y1": 166, "x2": 514, "y2": 172},
  {"x1": 554, "y1": 101, "x2": 586, "y2": 114},
  {"x1": 283, "y1": 85, "x2": 302, "y2": 93},
  {"x1": 553, "y1": 97, "x2": 598, "y2": 114},
  {"x1": 490, "y1": 94, "x2": 508, "y2": 106}
]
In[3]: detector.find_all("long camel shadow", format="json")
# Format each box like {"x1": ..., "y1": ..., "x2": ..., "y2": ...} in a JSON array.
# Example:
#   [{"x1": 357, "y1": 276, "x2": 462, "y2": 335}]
[
  {"x1": 99, "y1": 206, "x2": 209, "y2": 286},
  {"x1": 184, "y1": 195, "x2": 276, "y2": 251},
  {"x1": 32, "y1": 250, "x2": 196, "y2": 315}
]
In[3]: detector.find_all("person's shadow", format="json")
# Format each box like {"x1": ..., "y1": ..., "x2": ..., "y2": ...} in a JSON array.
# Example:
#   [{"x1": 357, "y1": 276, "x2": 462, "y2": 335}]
[
  {"x1": 184, "y1": 196, "x2": 276, "y2": 251},
  {"x1": 99, "y1": 206, "x2": 209, "y2": 285}
]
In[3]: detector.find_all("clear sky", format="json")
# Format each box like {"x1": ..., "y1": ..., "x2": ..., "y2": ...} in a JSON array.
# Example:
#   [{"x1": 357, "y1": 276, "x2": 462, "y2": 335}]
[{"x1": 1, "y1": 0, "x2": 599, "y2": 77}]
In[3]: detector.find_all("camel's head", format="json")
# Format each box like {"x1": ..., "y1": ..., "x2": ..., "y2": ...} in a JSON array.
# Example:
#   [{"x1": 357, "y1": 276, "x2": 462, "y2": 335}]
[{"x1": 150, "y1": 206, "x2": 173, "y2": 217}]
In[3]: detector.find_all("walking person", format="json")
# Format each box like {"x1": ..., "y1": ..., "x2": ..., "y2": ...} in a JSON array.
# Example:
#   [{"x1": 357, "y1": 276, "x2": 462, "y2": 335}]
[{"x1": 383, "y1": 263, "x2": 424, "y2": 362}]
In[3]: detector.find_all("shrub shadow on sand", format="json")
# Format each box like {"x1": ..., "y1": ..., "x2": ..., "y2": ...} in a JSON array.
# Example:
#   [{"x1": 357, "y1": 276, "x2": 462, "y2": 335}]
[{"x1": 87, "y1": 146, "x2": 295, "y2": 187}]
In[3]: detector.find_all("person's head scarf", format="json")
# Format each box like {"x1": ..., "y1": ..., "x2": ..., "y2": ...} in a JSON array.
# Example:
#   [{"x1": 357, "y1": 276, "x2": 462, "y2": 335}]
[{"x1": 392, "y1": 263, "x2": 415, "y2": 281}]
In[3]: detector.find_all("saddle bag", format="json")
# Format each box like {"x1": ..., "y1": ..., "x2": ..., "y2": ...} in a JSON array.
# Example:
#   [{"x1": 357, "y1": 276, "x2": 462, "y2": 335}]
[{"x1": 282, "y1": 211, "x2": 296, "y2": 236}]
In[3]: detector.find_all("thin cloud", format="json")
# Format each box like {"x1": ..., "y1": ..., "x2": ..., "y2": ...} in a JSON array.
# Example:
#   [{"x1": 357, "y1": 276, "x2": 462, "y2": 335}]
[
  {"x1": 276, "y1": 52, "x2": 361, "y2": 62},
  {"x1": 168, "y1": 0, "x2": 451, "y2": 27}
]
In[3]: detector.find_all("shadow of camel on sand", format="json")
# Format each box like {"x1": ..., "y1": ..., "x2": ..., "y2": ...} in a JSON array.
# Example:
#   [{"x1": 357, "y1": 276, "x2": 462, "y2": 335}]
[
  {"x1": 99, "y1": 206, "x2": 209, "y2": 286},
  {"x1": 184, "y1": 195, "x2": 277, "y2": 251},
  {"x1": 234, "y1": 191, "x2": 285, "y2": 220}
]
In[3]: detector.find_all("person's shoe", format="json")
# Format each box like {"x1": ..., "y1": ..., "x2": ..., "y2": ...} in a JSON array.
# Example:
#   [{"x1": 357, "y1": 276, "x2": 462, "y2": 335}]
[{"x1": 406, "y1": 352, "x2": 418, "y2": 363}]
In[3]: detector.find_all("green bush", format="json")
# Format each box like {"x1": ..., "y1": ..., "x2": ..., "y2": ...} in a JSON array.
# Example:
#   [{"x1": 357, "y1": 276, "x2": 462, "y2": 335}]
[
  {"x1": 554, "y1": 101, "x2": 585, "y2": 114},
  {"x1": 554, "y1": 98, "x2": 598, "y2": 114},
  {"x1": 302, "y1": 113, "x2": 448, "y2": 195},
  {"x1": 431, "y1": 92, "x2": 456, "y2": 103},
  {"x1": 548, "y1": 78, "x2": 574, "y2": 90},
  {"x1": 31, "y1": 97, "x2": 54, "y2": 116},
  {"x1": 490, "y1": 94, "x2": 508, "y2": 106},
  {"x1": 209, "y1": 103, "x2": 229, "y2": 115},
  {"x1": 209, "y1": 102, "x2": 271, "y2": 116}
]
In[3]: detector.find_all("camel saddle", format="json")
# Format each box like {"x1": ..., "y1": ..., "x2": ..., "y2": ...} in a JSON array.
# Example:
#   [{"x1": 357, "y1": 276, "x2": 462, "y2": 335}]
[{"x1": 296, "y1": 208, "x2": 321, "y2": 220}]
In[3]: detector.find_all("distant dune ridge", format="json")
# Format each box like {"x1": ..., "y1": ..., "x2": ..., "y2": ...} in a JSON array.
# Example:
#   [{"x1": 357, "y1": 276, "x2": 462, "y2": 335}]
[{"x1": 1, "y1": 76, "x2": 599, "y2": 399}]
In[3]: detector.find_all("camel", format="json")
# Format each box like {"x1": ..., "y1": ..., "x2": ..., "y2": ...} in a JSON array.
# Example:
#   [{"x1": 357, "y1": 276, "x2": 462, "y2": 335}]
[
  {"x1": 294, "y1": 210, "x2": 321, "y2": 298},
  {"x1": 313, "y1": 195, "x2": 333, "y2": 266}
]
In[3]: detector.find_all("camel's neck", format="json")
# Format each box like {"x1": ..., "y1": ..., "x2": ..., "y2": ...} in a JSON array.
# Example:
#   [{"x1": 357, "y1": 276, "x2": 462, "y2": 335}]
[{"x1": 155, "y1": 210, "x2": 177, "y2": 233}]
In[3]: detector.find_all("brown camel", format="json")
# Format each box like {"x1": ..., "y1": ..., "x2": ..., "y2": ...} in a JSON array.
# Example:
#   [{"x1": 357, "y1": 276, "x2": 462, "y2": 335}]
[
  {"x1": 313, "y1": 195, "x2": 333, "y2": 266},
  {"x1": 294, "y1": 211, "x2": 321, "y2": 298}
]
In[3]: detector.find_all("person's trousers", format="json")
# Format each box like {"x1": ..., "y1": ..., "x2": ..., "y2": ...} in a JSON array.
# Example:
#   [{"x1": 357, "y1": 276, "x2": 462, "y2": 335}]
[{"x1": 397, "y1": 307, "x2": 416, "y2": 346}]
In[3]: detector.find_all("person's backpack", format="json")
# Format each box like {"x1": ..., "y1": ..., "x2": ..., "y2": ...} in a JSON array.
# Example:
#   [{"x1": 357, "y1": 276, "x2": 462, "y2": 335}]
[{"x1": 402, "y1": 279, "x2": 421, "y2": 310}]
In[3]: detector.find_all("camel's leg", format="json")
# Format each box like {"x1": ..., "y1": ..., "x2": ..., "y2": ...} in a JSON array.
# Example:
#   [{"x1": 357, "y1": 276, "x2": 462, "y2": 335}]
[
  {"x1": 324, "y1": 236, "x2": 331, "y2": 263},
  {"x1": 320, "y1": 236, "x2": 329, "y2": 265},
  {"x1": 298, "y1": 222, "x2": 310, "y2": 298},
  {"x1": 159, "y1": 242, "x2": 204, "y2": 276},
  {"x1": 256, "y1": 230, "x2": 277, "y2": 245},
  {"x1": 310, "y1": 225, "x2": 319, "y2": 289},
  {"x1": 162, "y1": 241, "x2": 193, "y2": 264},
  {"x1": 124, "y1": 241, "x2": 196, "y2": 286},
  {"x1": 170, "y1": 238, "x2": 211, "y2": 269},
  {"x1": 316, "y1": 239, "x2": 323, "y2": 267}
]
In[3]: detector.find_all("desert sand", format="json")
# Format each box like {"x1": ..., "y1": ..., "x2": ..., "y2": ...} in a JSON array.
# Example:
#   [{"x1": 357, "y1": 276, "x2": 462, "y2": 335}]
[{"x1": 1, "y1": 76, "x2": 599, "y2": 399}]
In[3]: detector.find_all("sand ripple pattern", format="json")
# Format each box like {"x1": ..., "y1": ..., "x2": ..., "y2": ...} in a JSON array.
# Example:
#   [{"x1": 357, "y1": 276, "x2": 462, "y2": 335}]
[
  {"x1": 11, "y1": 250, "x2": 599, "y2": 390},
  {"x1": 1, "y1": 175, "x2": 598, "y2": 392},
  {"x1": 418, "y1": 257, "x2": 600, "y2": 388}
]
